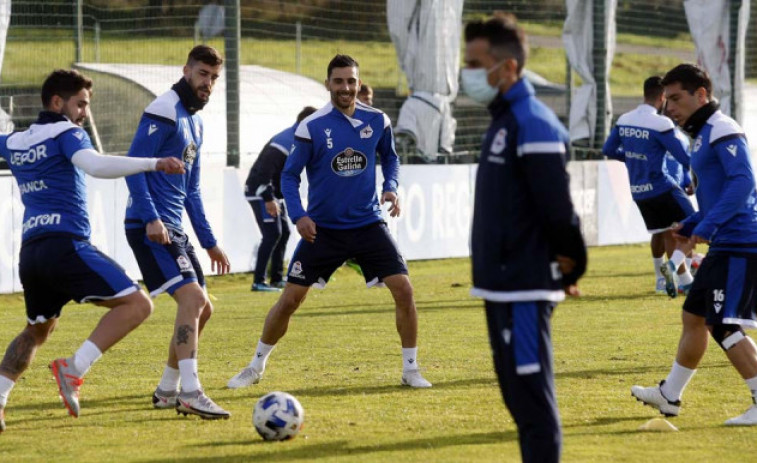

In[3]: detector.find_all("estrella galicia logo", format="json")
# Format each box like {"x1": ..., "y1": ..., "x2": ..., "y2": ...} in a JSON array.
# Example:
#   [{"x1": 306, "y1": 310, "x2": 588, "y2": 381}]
[
  {"x1": 183, "y1": 141, "x2": 197, "y2": 164},
  {"x1": 331, "y1": 147, "x2": 367, "y2": 177}
]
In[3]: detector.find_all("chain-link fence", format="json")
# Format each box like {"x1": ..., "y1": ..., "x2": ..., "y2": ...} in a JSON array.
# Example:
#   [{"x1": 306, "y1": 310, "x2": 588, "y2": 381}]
[{"x1": 1, "y1": 1, "x2": 755, "y2": 162}]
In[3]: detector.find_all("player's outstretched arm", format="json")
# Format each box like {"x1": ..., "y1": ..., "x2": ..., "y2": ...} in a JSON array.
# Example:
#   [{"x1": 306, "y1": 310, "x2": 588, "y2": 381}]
[{"x1": 71, "y1": 149, "x2": 185, "y2": 178}]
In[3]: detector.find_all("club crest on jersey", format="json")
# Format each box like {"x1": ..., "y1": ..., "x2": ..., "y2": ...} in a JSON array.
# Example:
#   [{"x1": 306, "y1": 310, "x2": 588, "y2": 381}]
[
  {"x1": 176, "y1": 255, "x2": 192, "y2": 272},
  {"x1": 182, "y1": 141, "x2": 197, "y2": 164},
  {"x1": 692, "y1": 135, "x2": 702, "y2": 153},
  {"x1": 331, "y1": 147, "x2": 367, "y2": 177},
  {"x1": 360, "y1": 125, "x2": 373, "y2": 139},
  {"x1": 490, "y1": 128, "x2": 507, "y2": 155}
]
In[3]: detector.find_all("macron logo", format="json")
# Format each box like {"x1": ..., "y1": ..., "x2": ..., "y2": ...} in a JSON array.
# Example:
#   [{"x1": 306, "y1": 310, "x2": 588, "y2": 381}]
[
  {"x1": 727, "y1": 145, "x2": 737, "y2": 157},
  {"x1": 148, "y1": 124, "x2": 158, "y2": 136},
  {"x1": 73, "y1": 131, "x2": 84, "y2": 140}
]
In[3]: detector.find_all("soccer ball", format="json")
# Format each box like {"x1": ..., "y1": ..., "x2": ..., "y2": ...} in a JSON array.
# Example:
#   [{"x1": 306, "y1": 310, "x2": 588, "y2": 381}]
[{"x1": 253, "y1": 391, "x2": 305, "y2": 441}]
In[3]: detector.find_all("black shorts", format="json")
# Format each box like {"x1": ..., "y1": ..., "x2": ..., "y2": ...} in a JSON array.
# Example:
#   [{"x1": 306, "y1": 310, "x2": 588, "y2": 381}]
[
  {"x1": 287, "y1": 221, "x2": 408, "y2": 287},
  {"x1": 19, "y1": 235, "x2": 139, "y2": 324},
  {"x1": 126, "y1": 227, "x2": 205, "y2": 297},
  {"x1": 683, "y1": 251, "x2": 757, "y2": 328},
  {"x1": 635, "y1": 188, "x2": 695, "y2": 233}
]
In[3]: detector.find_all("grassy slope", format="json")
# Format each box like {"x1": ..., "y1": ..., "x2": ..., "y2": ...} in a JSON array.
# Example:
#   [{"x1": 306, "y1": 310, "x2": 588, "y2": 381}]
[{"x1": 0, "y1": 245, "x2": 754, "y2": 462}]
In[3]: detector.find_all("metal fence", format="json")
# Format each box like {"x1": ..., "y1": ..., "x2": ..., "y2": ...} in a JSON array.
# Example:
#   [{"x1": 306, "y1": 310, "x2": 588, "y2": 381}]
[{"x1": 1, "y1": 0, "x2": 755, "y2": 163}]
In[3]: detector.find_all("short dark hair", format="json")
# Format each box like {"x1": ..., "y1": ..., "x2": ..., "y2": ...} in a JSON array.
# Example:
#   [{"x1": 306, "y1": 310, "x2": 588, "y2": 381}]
[
  {"x1": 297, "y1": 106, "x2": 317, "y2": 123},
  {"x1": 41, "y1": 69, "x2": 93, "y2": 108},
  {"x1": 359, "y1": 83, "x2": 372, "y2": 95},
  {"x1": 187, "y1": 45, "x2": 223, "y2": 67},
  {"x1": 464, "y1": 12, "x2": 528, "y2": 74},
  {"x1": 327, "y1": 54, "x2": 359, "y2": 78},
  {"x1": 643, "y1": 76, "x2": 663, "y2": 100},
  {"x1": 661, "y1": 64, "x2": 712, "y2": 98}
]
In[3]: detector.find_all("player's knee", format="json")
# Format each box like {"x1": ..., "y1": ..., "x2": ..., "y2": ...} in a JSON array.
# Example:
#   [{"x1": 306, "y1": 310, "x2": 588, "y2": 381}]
[
  {"x1": 132, "y1": 292, "x2": 154, "y2": 322},
  {"x1": 710, "y1": 324, "x2": 746, "y2": 351},
  {"x1": 390, "y1": 279, "x2": 414, "y2": 307},
  {"x1": 25, "y1": 321, "x2": 55, "y2": 345},
  {"x1": 200, "y1": 300, "x2": 214, "y2": 324}
]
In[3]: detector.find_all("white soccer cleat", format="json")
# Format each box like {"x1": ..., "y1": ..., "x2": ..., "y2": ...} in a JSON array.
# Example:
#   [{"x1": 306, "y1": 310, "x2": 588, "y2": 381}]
[
  {"x1": 152, "y1": 387, "x2": 178, "y2": 409},
  {"x1": 660, "y1": 261, "x2": 679, "y2": 298},
  {"x1": 631, "y1": 381, "x2": 680, "y2": 417},
  {"x1": 226, "y1": 366, "x2": 262, "y2": 389},
  {"x1": 725, "y1": 405, "x2": 757, "y2": 426},
  {"x1": 175, "y1": 389, "x2": 230, "y2": 420},
  {"x1": 401, "y1": 369, "x2": 432, "y2": 388},
  {"x1": 655, "y1": 277, "x2": 667, "y2": 294}
]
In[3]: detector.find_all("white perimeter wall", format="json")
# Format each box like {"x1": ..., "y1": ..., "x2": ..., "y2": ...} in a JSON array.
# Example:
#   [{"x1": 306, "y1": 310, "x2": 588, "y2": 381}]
[{"x1": 0, "y1": 160, "x2": 650, "y2": 294}]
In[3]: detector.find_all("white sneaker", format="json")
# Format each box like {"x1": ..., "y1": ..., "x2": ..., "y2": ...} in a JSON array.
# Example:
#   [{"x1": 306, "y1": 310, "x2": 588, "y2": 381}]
[
  {"x1": 655, "y1": 277, "x2": 666, "y2": 294},
  {"x1": 226, "y1": 366, "x2": 262, "y2": 389},
  {"x1": 631, "y1": 380, "x2": 680, "y2": 417},
  {"x1": 725, "y1": 404, "x2": 757, "y2": 426},
  {"x1": 401, "y1": 369, "x2": 432, "y2": 388}
]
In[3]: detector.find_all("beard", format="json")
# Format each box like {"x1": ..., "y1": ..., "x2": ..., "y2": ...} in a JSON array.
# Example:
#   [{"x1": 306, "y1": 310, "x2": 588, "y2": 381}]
[{"x1": 332, "y1": 90, "x2": 355, "y2": 109}]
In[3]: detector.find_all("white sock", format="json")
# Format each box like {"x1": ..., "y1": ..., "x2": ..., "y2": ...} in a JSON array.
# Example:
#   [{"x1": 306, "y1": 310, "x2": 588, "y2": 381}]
[
  {"x1": 0, "y1": 375, "x2": 15, "y2": 407},
  {"x1": 679, "y1": 270, "x2": 694, "y2": 285},
  {"x1": 73, "y1": 340, "x2": 102, "y2": 376},
  {"x1": 250, "y1": 340, "x2": 275, "y2": 373},
  {"x1": 402, "y1": 347, "x2": 419, "y2": 372},
  {"x1": 661, "y1": 361, "x2": 696, "y2": 401},
  {"x1": 653, "y1": 257, "x2": 664, "y2": 279},
  {"x1": 157, "y1": 366, "x2": 180, "y2": 392},
  {"x1": 686, "y1": 257, "x2": 692, "y2": 269},
  {"x1": 745, "y1": 375, "x2": 757, "y2": 403},
  {"x1": 670, "y1": 250, "x2": 686, "y2": 269},
  {"x1": 178, "y1": 358, "x2": 201, "y2": 393}
]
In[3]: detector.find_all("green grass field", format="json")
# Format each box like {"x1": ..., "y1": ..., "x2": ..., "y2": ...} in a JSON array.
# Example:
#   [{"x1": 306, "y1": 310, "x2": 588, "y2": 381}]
[
  {"x1": 0, "y1": 245, "x2": 755, "y2": 462},
  {"x1": 3, "y1": 25, "x2": 693, "y2": 97}
]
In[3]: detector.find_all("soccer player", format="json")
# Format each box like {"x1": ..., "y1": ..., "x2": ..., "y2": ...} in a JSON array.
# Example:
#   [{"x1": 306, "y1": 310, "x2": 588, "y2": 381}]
[
  {"x1": 0, "y1": 69, "x2": 184, "y2": 432},
  {"x1": 245, "y1": 106, "x2": 316, "y2": 292},
  {"x1": 602, "y1": 76, "x2": 695, "y2": 297},
  {"x1": 358, "y1": 83, "x2": 373, "y2": 106},
  {"x1": 124, "y1": 45, "x2": 231, "y2": 420},
  {"x1": 463, "y1": 14, "x2": 586, "y2": 463},
  {"x1": 631, "y1": 64, "x2": 757, "y2": 426},
  {"x1": 227, "y1": 54, "x2": 432, "y2": 390}
]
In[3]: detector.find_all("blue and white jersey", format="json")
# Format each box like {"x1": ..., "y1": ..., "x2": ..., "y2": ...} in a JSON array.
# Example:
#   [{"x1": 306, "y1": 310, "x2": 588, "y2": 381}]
[
  {"x1": 124, "y1": 88, "x2": 217, "y2": 249},
  {"x1": 602, "y1": 104, "x2": 690, "y2": 200},
  {"x1": 681, "y1": 110, "x2": 757, "y2": 247},
  {"x1": 282, "y1": 101, "x2": 399, "y2": 229},
  {"x1": 0, "y1": 112, "x2": 94, "y2": 243},
  {"x1": 663, "y1": 129, "x2": 692, "y2": 189}
]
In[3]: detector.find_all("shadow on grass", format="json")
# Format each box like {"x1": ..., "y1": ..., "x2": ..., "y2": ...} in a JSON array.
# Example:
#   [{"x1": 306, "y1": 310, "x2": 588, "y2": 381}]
[
  {"x1": 295, "y1": 300, "x2": 481, "y2": 318},
  {"x1": 223, "y1": 377, "x2": 497, "y2": 402},
  {"x1": 556, "y1": 361, "x2": 732, "y2": 381},
  {"x1": 163, "y1": 430, "x2": 516, "y2": 462}
]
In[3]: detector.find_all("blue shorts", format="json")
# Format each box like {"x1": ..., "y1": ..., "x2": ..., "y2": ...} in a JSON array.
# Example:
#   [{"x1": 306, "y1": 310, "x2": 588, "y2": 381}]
[
  {"x1": 635, "y1": 188, "x2": 695, "y2": 233},
  {"x1": 126, "y1": 227, "x2": 205, "y2": 297},
  {"x1": 19, "y1": 235, "x2": 139, "y2": 324},
  {"x1": 287, "y1": 221, "x2": 408, "y2": 287},
  {"x1": 683, "y1": 251, "x2": 757, "y2": 328}
]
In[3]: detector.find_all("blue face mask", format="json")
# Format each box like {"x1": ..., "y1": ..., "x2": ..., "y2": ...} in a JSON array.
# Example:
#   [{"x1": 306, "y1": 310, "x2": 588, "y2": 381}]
[{"x1": 461, "y1": 60, "x2": 505, "y2": 105}]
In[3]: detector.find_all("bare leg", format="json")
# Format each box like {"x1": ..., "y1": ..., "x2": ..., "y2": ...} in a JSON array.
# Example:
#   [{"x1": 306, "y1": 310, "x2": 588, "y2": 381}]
[
  {"x1": 721, "y1": 333, "x2": 757, "y2": 380},
  {"x1": 651, "y1": 233, "x2": 665, "y2": 259},
  {"x1": 170, "y1": 283, "x2": 208, "y2": 362},
  {"x1": 0, "y1": 320, "x2": 57, "y2": 381},
  {"x1": 260, "y1": 283, "x2": 309, "y2": 345},
  {"x1": 88, "y1": 291, "x2": 153, "y2": 352},
  {"x1": 167, "y1": 297, "x2": 213, "y2": 369},
  {"x1": 383, "y1": 274, "x2": 418, "y2": 348},
  {"x1": 675, "y1": 311, "x2": 709, "y2": 369}
]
